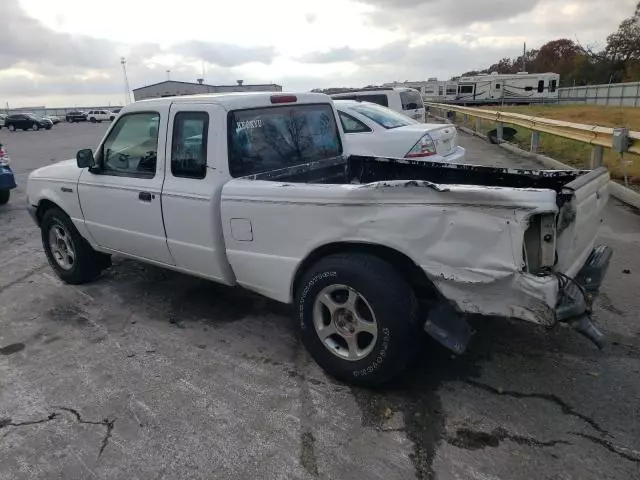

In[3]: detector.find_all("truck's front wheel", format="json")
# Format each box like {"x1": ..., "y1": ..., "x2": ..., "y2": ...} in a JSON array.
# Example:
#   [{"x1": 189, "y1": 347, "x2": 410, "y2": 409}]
[
  {"x1": 41, "y1": 208, "x2": 109, "y2": 284},
  {"x1": 0, "y1": 190, "x2": 9, "y2": 205},
  {"x1": 296, "y1": 253, "x2": 421, "y2": 387}
]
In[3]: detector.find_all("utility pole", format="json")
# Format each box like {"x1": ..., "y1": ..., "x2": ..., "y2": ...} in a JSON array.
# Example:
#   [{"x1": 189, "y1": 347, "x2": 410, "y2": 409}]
[
  {"x1": 121, "y1": 57, "x2": 131, "y2": 105},
  {"x1": 522, "y1": 42, "x2": 526, "y2": 72},
  {"x1": 166, "y1": 70, "x2": 171, "y2": 80}
]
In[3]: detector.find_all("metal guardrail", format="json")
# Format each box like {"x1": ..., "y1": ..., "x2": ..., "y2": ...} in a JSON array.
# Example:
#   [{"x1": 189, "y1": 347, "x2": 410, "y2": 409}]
[{"x1": 425, "y1": 103, "x2": 640, "y2": 166}]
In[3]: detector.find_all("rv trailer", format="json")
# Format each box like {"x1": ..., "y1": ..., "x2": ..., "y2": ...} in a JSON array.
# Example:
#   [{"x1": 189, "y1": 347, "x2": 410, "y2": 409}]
[{"x1": 447, "y1": 72, "x2": 560, "y2": 105}]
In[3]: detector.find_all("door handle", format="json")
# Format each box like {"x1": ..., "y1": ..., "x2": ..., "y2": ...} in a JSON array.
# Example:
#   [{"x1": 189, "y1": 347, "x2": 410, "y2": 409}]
[{"x1": 138, "y1": 191, "x2": 153, "y2": 202}]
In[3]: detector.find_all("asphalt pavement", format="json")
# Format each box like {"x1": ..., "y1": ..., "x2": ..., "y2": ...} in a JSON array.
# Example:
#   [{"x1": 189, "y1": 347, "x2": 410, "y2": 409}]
[{"x1": 0, "y1": 122, "x2": 638, "y2": 480}]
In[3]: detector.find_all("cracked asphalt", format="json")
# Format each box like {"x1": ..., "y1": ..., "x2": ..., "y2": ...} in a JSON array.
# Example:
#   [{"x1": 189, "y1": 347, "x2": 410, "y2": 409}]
[{"x1": 1, "y1": 122, "x2": 639, "y2": 480}]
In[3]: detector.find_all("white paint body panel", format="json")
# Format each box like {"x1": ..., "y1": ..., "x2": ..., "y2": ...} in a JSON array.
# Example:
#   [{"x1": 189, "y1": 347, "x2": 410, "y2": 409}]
[
  {"x1": 220, "y1": 179, "x2": 568, "y2": 324},
  {"x1": 77, "y1": 102, "x2": 174, "y2": 264},
  {"x1": 26, "y1": 91, "x2": 609, "y2": 330},
  {"x1": 25, "y1": 159, "x2": 95, "y2": 243},
  {"x1": 161, "y1": 102, "x2": 236, "y2": 284}
]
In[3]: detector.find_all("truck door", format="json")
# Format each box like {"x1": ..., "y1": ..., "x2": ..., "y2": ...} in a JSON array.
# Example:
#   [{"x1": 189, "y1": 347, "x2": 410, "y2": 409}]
[
  {"x1": 77, "y1": 107, "x2": 174, "y2": 264},
  {"x1": 161, "y1": 103, "x2": 236, "y2": 284}
]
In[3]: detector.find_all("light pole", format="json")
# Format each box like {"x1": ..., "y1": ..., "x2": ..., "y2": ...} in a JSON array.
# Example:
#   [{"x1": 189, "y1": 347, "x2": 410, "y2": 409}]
[{"x1": 121, "y1": 57, "x2": 131, "y2": 105}]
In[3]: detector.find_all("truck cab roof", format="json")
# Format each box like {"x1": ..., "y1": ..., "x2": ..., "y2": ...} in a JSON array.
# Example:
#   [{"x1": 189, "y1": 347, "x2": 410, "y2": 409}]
[{"x1": 133, "y1": 92, "x2": 332, "y2": 111}]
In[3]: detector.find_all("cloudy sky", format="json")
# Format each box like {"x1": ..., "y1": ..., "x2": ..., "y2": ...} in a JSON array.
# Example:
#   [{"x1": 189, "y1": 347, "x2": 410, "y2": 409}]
[{"x1": 1, "y1": 0, "x2": 636, "y2": 107}]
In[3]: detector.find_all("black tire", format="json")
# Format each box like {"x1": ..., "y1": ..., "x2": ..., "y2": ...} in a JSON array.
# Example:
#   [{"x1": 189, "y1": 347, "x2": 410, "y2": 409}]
[
  {"x1": 32, "y1": 123, "x2": 39, "y2": 131},
  {"x1": 41, "y1": 207, "x2": 109, "y2": 284},
  {"x1": 8, "y1": 125, "x2": 15, "y2": 132},
  {"x1": 0, "y1": 190, "x2": 9, "y2": 205},
  {"x1": 295, "y1": 253, "x2": 421, "y2": 387},
  {"x1": 90, "y1": 117, "x2": 96, "y2": 123},
  {"x1": 46, "y1": 126, "x2": 52, "y2": 130}
]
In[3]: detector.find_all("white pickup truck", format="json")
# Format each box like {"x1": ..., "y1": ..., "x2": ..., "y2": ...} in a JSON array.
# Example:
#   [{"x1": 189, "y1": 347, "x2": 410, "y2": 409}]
[{"x1": 26, "y1": 92, "x2": 612, "y2": 386}]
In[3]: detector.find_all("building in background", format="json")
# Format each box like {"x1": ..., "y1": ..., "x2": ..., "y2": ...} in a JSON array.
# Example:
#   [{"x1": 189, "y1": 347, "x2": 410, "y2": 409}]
[{"x1": 132, "y1": 80, "x2": 283, "y2": 101}]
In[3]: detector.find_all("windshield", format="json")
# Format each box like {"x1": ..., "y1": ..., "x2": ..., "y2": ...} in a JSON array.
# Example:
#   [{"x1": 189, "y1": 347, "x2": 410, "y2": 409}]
[{"x1": 348, "y1": 102, "x2": 417, "y2": 129}]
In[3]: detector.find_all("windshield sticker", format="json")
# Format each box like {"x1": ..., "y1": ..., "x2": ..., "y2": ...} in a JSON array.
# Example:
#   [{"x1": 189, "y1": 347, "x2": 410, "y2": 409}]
[{"x1": 236, "y1": 119, "x2": 263, "y2": 132}]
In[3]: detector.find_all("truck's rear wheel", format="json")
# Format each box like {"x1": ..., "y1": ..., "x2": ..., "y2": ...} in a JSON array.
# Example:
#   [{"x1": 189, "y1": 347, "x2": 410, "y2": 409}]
[
  {"x1": 0, "y1": 190, "x2": 9, "y2": 205},
  {"x1": 41, "y1": 207, "x2": 109, "y2": 284},
  {"x1": 295, "y1": 253, "x2": 421, "y2": 387}
]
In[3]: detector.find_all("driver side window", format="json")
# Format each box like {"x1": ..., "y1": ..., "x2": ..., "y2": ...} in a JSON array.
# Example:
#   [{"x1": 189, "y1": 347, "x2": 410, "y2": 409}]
[{"x1": 101, "y1": 112, "x2": 160, "y2": 178}]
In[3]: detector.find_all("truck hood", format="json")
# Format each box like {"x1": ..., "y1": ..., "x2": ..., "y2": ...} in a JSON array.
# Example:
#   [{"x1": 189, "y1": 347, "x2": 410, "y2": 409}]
[{"x1": 29, "y1": 159, "x2": 81, "y2": 182}]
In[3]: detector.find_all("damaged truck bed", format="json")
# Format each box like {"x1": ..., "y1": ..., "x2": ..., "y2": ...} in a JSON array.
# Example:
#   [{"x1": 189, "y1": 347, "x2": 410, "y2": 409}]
[
  {"x1": 30, "y1": 93, "x2": 611, "y2": 386},
  {"x1": 226, "y1": 155, "x2": 611, "y2": 352}
]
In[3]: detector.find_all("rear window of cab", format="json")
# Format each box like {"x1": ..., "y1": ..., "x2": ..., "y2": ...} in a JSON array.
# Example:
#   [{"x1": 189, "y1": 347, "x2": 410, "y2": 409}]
[
  {"x1": 400, "y1": 90, "x2": 424, "y2": 110},
  {"x1": 228, "y1": 103, "x2": 342, "y2": 177}
]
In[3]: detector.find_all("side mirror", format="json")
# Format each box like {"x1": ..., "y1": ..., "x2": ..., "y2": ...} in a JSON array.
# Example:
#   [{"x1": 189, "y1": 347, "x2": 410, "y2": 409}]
[{"x1": 76, "y1": 149, "x2": 95, "y2": 169}]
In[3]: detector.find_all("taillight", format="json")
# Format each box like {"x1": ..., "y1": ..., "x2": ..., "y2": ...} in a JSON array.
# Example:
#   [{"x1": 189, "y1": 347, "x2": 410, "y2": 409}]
[
  {"x1": 0, "y1": 144, "x2": 9, "y2": 166},
  {"x1": 271, "y1": 95, "x2": 297, "y2": 104},
  {"x1": 405, "y1": 133, "x2": 436, "y2": 158},
  {"x1": 523, "y1": 213, "x2": 557, "y2": 274}
]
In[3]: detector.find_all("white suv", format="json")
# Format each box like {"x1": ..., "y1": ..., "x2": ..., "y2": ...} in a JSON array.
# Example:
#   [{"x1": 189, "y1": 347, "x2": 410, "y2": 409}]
[
  {"x1": 87, "y1": 110, "x2": 115, "y2": 123},
  {"x1": 330, "y1": 87, "x2": 426, "y2": 122}
]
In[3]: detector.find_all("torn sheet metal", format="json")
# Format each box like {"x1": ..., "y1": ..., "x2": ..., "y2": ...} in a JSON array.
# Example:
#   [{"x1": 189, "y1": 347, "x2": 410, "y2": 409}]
[{"x1": 221, "y1": 156, "x2": 608, "y2": 328}]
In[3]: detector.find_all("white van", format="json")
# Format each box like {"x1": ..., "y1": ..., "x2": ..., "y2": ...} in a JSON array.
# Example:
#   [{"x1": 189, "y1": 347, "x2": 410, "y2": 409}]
[{"x1": 330, "y1": 87, "x2": 425, "y2": 122}]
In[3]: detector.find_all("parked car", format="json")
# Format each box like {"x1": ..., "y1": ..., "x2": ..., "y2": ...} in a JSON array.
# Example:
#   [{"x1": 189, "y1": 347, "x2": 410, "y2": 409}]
[
  {"x1": 335, "y1": 100, "x2": 465, "y2": 162},
  {"x1": 0, "y1": 143, "x2": 16, "y2": 204},
  {"x1": 0, "y1": 114, "x2": 6, "y2": 129},
  {"x1": 331, "y1": 87, "x2": 426, "y2": 122},
  {"x1": 66, "y1": 111, "x2": 88, "y2": 123},
  {"x1": 111, "y1": 108, "x2": 122, "y2": 115},
  {"x1": 87, "y1": 110, "x2": 115, "y2": 123},
  {"x1": 5, "y1": 113, "x2": 52, "y2": 131},
  {"x1": 44, "y1": 115, "x2": 61, "y2": 125},
  {"x1": 26, "y1": 92, "x2": 612, "y2": 386}
]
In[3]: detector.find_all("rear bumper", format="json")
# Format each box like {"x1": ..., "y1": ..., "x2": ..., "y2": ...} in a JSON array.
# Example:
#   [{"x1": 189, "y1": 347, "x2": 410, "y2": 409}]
[
  {"x1": 0, "y1": 167, "x2": 16, "y2": 190},
  {"x1": 444, "y1": 146, "x2": 466, "y2": 163},
  {"x1": 424, "y1": 245, "x2": 613, "y2": 354},
  {"x1": 555, "y1": 245, "x2": 612, "y2": 348}
]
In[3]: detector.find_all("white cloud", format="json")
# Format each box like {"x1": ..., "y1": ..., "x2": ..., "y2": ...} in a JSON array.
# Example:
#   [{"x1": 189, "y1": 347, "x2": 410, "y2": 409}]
[{"x1": 1, "y1": 0, "x2": 636, "y2": 107}]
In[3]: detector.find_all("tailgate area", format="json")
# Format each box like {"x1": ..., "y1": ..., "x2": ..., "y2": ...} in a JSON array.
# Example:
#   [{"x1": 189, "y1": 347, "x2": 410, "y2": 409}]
[{"x1": 555, "y1": 167, "x2": 610, "y2": 275}]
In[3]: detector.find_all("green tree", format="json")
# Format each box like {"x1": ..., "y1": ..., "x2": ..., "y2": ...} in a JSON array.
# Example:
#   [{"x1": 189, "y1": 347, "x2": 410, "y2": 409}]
[{"x1": 605, "y1": 1, "x2": 640, "y2": 81}]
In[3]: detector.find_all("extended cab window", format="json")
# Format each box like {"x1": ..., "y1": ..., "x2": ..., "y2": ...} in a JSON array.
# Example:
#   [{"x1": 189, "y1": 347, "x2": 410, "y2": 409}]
[
  {"x1": 228, "y1": 103, "x2": 342, "y2": 177},
  {"x1": 171, "y1": 112, "x2": 208, "y2": 179},
  {"x1": 400, "y1": 90, "x2": 423, "y2": 110},
  {"x1": 338, "y1": 111, "x2": 371, "y2": 133},
  {"x1": 101, "y1": 112, "x2": 159, "y2": 178}
]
